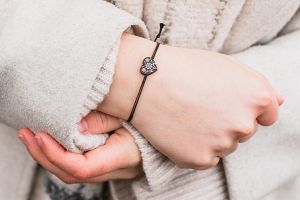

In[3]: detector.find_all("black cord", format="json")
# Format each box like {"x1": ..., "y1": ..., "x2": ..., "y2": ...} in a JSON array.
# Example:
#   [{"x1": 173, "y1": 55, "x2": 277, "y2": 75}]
[
  {"x1": 127, "y1": 74, "x2": 148, "y2": 122},
  {"x1": 151, "y1": 42, "x2": 160, "y2": 59},
  {"x1": 127, "y1": 23, "x2": 165, "y2": 123},
  {"x1": 154, "y1": 23, "x2": 165, "y2": 42}
]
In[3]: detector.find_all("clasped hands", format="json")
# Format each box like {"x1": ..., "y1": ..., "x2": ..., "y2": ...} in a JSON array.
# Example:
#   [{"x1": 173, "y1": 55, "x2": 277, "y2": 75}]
[{"x1": 18, "y1": 34, "x2": 284, "y2": 184}]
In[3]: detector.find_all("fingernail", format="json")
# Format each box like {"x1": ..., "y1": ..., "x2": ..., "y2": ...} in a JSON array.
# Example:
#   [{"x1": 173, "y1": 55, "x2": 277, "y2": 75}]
[
  {"x1": 18, "y1": 133, "x2": 26, "y2": 145},
  {"x1": 35, "y1": 134, "x2": 43, "y2": 146},
  {"x1": 78, "y1": 119, "x2": 88, "y2": 133}
]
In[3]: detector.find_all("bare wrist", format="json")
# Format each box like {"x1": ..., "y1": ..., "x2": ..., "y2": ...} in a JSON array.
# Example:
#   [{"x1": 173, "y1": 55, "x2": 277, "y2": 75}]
[{"x1": 97, "y1": 33, "x2": 157, "y2": 120}]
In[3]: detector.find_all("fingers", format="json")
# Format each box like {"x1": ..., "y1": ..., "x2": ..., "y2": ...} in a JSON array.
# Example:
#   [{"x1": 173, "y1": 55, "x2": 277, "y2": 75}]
[
  {"x1": 36, "y1": 131, "x2": 132, "y2": 179},
  {"x1": 34, "y1": 132, "x2": 93, "y2": 178},
  {"x1": 82, "y1": 131, "x2": 135, "y2": 176},
  {"x1": 257, "y1": 95, "x2": 279, "y2": 126},
  {"x1": 18, "y1": 129, "x2": 78, "y2": 184},
  {"x1": 18, "y1": 129, "x2": 141, "y2": 184},
  {"x1": 78, "y1": 112, "x2": 121, "y2": 134},
  {"x1": 215, "y1": 119, "x2": 257, "y2": 158},
  {"x1": 238, "y1": 120, "x2": 258, "y2": 143}
]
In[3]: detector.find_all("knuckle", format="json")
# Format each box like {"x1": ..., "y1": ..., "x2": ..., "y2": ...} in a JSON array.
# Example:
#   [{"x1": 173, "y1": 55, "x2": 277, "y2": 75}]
[
  {"x1": 236, "y1": 123, "x2": 256, "y2": 137},
  {"x1": 220, "y1": 137, "x2": 235, "y2": 150},
  {"x1": 96, "y1": 113, "x2": 108, "y2": 132}
]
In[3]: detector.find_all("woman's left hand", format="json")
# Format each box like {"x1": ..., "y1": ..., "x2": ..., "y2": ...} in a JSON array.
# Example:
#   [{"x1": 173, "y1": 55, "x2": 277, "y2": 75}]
[{"x1": 18, "y1": 125, "x2": 143, "y2": 184}]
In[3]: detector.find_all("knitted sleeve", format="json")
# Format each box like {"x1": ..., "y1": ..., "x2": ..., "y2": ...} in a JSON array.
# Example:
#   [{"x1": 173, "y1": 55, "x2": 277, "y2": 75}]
[
  {"x1": 122, "y1": 122, "x2": 186, "y2": 190},
  {"x1": 0, "y1": 0, "x2": 148, "y2": 153},
  {"x1": 0, "y1": 0, "x2": 192, "y2": 190},
  {"x1": 0, "y1": 0, "x2": 183, "y2": 190},
  {"x1": 280, "y1": 8, "x2": 300, "y2": 35}
]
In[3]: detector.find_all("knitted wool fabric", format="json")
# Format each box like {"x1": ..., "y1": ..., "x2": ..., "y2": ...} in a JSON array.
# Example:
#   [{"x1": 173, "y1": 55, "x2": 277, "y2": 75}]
[{"x1": 1, "y1": 0, "x2": 300, "y2": 200}]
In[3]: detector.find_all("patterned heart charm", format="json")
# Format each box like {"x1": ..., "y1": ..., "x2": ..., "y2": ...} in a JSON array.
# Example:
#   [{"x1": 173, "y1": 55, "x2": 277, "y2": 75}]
[{"x1": 140, "y1": 57, "x2": 158, "y2": 75}]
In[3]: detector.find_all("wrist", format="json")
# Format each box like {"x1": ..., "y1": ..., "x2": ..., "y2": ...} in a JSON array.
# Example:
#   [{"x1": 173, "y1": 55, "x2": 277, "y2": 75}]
[{"x1": 97, "y1": 33, "x2": 159, "y2": 120}]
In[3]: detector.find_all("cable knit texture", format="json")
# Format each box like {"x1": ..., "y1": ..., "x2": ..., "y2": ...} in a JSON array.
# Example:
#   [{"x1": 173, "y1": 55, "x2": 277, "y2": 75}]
[{"x1": 1, "y1": 0, "x2": 300, "y2": 200}]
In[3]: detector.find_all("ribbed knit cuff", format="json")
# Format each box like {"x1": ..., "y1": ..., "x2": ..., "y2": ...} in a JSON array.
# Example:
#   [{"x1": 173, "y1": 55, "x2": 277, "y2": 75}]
[
  {"x1": 122, "y1": 122, "x2": 182, "y2": 190},
  {"x1": 80, "y1": 43, "x2": 119, "y2": 118},
  {"x1": 71, "y1": 41, "x2": 119, "y2": 152}
]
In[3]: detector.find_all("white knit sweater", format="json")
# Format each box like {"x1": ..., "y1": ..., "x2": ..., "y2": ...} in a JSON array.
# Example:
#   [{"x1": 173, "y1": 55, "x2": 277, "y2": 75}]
[{"x1": 0, "y1": 0, "x2": 300, "y2": 200}]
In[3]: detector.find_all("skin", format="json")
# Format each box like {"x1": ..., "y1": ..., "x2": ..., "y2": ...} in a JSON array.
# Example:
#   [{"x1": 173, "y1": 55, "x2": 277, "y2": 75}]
[
  {"x1": 18, "y1": 125, "x2": 143, "y2": 184},
  {"x1": 98, "y1": 33, "x2": 284, "y2": 169},
  {"x1": 18, "y1": 33, "x2": 284, "y2": 183}
]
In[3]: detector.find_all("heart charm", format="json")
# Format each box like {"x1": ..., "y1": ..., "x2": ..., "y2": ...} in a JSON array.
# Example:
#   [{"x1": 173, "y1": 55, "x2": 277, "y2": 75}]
[{"x1": 140, "y1": 57, "x2": 158, "y2": 75}]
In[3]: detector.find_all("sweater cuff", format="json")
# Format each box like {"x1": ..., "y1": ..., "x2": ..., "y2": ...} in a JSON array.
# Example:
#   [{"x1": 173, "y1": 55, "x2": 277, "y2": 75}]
[
  {"x1": 71, "y1": 41, "x2": 119, "y2": 152},
  {"x1": 122, "y1": 122, "x2": 183, "y2": 190}
]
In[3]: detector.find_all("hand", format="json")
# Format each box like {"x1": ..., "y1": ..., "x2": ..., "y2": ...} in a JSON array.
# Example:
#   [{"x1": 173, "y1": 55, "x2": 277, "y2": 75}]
[
  {"x1": 97, "y1": 33, "x2": 284, "y2": 169},
  {"x1": 18, "y1": 115, "x2": 142, "y2": 184}
]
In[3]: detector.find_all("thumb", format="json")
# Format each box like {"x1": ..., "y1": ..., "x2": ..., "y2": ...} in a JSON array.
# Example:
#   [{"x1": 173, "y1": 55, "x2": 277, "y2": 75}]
[{"x1": 78, "y1": 112, "x2": 121, "y2": 134}]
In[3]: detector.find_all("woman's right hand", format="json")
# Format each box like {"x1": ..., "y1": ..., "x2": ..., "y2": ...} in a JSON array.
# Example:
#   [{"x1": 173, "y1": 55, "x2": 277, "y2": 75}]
[{"x1": 95, "y1": 34, "x2": 284, "y2": 169}]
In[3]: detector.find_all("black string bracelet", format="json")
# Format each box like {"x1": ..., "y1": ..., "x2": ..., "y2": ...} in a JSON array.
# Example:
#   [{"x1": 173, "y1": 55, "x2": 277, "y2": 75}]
[{"x1": 127, "y1": 23, "x2": 165, "y2": 123}]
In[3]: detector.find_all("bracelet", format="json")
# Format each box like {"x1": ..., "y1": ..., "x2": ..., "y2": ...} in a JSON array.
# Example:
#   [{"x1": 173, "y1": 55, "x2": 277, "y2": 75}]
[{"x1": 127, "y1": 23, "x2": 165, "y2": 123}]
